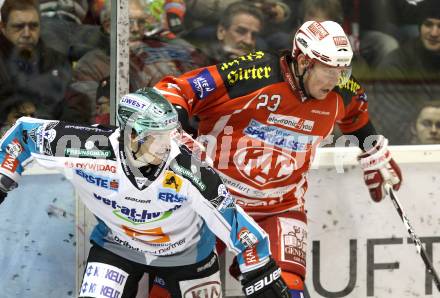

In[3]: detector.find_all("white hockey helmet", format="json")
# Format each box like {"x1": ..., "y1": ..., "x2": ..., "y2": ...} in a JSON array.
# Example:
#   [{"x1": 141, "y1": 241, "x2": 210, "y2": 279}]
[{"x1": 292, "y1": 21, "x2": 353, "y2": 67}]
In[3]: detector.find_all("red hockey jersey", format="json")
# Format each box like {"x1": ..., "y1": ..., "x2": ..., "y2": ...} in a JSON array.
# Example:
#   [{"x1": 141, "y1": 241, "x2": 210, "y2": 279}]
[{"x1": 155, "y1": 51, "x2": 369, "y2": 216}]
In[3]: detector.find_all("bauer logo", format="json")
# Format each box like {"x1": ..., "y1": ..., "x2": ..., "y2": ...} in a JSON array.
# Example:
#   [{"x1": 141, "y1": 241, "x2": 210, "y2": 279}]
[{"x1": 187, "y1": 68, "x2": 216, "y2": 100}]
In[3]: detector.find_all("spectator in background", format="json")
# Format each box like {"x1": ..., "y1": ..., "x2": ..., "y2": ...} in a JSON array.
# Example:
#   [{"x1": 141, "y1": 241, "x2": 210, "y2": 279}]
[
  {"x1": 0, "y1": 0, "x2": 71, "y2": 120},
  {"x1": 300, "y1": 0, "x2": 397, "y2": 75},
  {"x1": 377, "y1": 0, "x2": 440, "y2": 81},
  {"x1": 38, "y1": 0, "x2": 109, "y2": 62},
  {"x1": 202, "y1": 2, "x2": 264, "y2": 63},
  {"x1": 0, "y1": 93, "x2": 36, "y2": 136},
  {"x1": 370, "y1": 0, "x2": 440, "y2": 145},
  {"x1": 411, "y1": 101, "x2": 440, "y2": 144},
  {"x1": 62, "y1": 0, "x2": 209, "y2": 124}
]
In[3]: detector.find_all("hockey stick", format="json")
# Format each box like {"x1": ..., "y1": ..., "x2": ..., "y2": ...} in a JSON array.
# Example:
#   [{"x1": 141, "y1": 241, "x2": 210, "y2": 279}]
[{"x1": 385, "y1": 185, "x2": 440, "y2": 291}]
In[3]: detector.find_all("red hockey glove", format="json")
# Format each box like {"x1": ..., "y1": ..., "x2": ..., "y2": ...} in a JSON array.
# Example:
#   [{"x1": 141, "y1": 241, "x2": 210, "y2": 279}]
[
  {"x1": 358, "y1": 136, "x2": 402, "y2": 202},
  {"x1": 241, "y1": 258, "x2": 290, "y2": 298}
]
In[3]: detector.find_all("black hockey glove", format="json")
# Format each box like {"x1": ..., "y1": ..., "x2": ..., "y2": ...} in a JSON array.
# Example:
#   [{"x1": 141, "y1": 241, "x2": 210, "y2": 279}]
[
  {"x1": 0, "y1": 174, "x2": 18, "y2": 205},
  {"x1": 241, "y1": 258, "x2": 290, "y2": 298},
  {"x1": 0, "y1": 190, "x2": 6, "y2": 205}
]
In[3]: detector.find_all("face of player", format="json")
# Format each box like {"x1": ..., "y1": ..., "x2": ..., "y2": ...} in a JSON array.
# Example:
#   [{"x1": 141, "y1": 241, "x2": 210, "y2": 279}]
[
  {"x1": 304, "y1": 61, "x2": 350, "y2": 100},
  {"x1": 1, "y1": 9, "x2": 40, "y2": 53},
  {"x1": 415, "y1": 106, "x2": 440, "y2": 144},
  {"x1": 217, "y1": 13, "x2": 262, "y2": 58},
  {"x1": 420, "y1": 18, "x2": 440, "y2": 53},
  {"x1": 130, "y1": 130, "x2": 173, "y2": 165}
]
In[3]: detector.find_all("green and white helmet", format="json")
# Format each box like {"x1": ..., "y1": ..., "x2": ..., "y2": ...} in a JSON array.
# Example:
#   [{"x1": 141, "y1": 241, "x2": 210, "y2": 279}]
[{"x1": 117, "y1": 88, "x2": 178, "y2": 135}]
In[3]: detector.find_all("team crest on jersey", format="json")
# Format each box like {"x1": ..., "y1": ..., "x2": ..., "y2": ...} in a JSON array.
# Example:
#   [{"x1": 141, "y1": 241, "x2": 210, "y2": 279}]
[
  {"x1": 162, "y1": 171, "x2": 183, "y2": 192},
  {"x1": 233, "y1": 146, "x2": 296, "y2": 186}
]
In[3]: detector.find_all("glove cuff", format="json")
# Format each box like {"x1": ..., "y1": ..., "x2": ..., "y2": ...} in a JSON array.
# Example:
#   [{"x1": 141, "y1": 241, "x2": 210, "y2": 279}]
[
  {"x1": 241, "y1": 258, "x2": 283, "y2": 296},
  {"x1": 358, "y1": 136, "x2": 391, "y2": 170}
]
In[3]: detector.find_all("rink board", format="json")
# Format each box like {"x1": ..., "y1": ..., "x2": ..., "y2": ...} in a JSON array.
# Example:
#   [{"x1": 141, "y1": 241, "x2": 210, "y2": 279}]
[
  {"x1": 0, "y1": 147, "x2": 439, "y2": 297},
  {"x1": 0, "y1": 173, "x2": 76, "y2": 298},
  {"x1": 224, "y1": 161, "x2": 440, "y2": 297}
]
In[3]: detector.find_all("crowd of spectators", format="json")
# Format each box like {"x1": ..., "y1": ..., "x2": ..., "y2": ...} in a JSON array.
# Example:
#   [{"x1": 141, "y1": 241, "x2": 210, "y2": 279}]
[{"x1": 0, "y1": 0, "x2": 439, "y2": 145}]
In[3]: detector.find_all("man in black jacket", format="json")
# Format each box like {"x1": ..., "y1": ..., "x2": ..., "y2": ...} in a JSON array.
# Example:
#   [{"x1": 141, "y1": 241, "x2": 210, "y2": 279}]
[{"x1": 0, "y1": 0, "x2": 71, "y2": 124}]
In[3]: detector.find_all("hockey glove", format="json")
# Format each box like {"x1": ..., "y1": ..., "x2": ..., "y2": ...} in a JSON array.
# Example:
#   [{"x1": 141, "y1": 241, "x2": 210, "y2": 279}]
[
  {"x1": 241, "y1": 258, "x2": 290, "y2": 298},
  {"x1": 358, "y1": 136, "x2": 402, "y2": 202},
  {"x1": 0, "y1": 174, "x2": 18, "y2": 205}
]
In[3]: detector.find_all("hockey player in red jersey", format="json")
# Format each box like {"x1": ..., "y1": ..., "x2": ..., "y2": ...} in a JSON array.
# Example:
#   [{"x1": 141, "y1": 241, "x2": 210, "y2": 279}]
[{"x1": 155, "y1": 20, "x2": 402, "y2": 297}]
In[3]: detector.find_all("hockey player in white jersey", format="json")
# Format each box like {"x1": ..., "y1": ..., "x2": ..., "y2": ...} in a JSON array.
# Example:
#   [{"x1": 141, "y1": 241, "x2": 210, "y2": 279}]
[{"x1": 0, "y1": 88, "x2": 289, "y2": 297}]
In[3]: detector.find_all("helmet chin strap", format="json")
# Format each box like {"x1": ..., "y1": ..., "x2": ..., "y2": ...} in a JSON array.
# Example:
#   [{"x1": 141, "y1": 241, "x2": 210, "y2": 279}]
[{"x1": 293, "y1": 59, "x2": 311, "y2": 99}]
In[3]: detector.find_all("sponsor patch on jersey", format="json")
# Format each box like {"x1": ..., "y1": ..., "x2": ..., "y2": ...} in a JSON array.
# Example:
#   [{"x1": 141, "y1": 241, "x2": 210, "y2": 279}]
[
  {"x1": 158, "y1": 190, "x2": 187, "y2": 203},
  {"x1": 5, "y1": 138, "x2": 23, "y2": 158},
  {"x1": 64, "y1": 161, "x2": 116, "y2": 173},
  {"x1": 162, "y1": 171, "x2": 183, "y2": 192},
  {"x1": 267, "y1": 113, "x2": 314, "y2": 132},
  {"x1": 75, "y1": 169, "x2": 119, "y2": 191},
  {"x1": 65, "y1": 148, "x2": 113, "y2": 158},
  {"x1": 64, "y1": 125, "x2": 113, "y2": 133},
  {"x1": 171, "y1": 162, "x2": 206, "y2": 191},
  {"x1": 243, "y1": 246, "x2": 260, "y2": 266},
  {"x1": 280, "y1": 217, "x2": 307, "y2": 269},
  {"x1": 358, "y1": 92, "x2": 368, "y2": 102},
  {"x1": 79, "y1": 263, "x2": 128, "y2": 298},
  {"x1": 217, "y1": 51, "x2": 281, "y2": 98},
  {"x1": 179, "y1": 272, "x2": 221, "y2": 298},
  {"x1": 187, "y1": 68, "x2": 216, "y2": 100},
  {"x1": 243, "y1": 119, "x2": 317, "y2": 152},
  {"x1": 238, "y1": 228, "x2": 259, "y2": 248},
  {"x1": 1, "y1": 154, "x2": 19, "y2": 172},
  {"x1": 215, "y1": 184, "x2": 235, "y2": 211},
  {"x1": 93, "y1": 193, "x2": 180, "y2": 225},
  {"x1": 337, "y1": 77, "x2": 361, "y2": 94}
]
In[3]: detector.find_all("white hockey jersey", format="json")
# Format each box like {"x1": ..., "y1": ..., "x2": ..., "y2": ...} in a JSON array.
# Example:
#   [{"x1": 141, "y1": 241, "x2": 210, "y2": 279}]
[{"x1": 0, "y1": 117, "x2": 270, "y2": 272}]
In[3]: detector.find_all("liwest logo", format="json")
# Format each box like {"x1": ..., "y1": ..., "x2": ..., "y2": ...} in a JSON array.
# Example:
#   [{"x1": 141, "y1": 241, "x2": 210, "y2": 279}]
[
  {"x1": 158, "y1": 191, "x2": 187, "y2": 203},
  {"x1": 187, "y1": 68, "x2": 216, "y2": 100},
  {"x1": 120, "y1": 95, "x2": 147, "y2": 110},
  {"x1": 93, "y1": 193, "x2": 180, "y2": 225},
  {"x1": 75, "y1": 169, "x2": 118, "y2": 191}
]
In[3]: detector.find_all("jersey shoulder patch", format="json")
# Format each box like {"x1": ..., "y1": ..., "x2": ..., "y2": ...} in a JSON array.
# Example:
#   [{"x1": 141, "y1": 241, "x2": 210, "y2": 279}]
[
  {"x1": 334, "y1": 75, "x2": 366, "y2": 106},
  {"x1": 44, "y1": 122, "x2": 117, "y2": 160},
  {"x1": 216, "y1": 51, "x2": 283, "y2": 98},
  {"x1": 170, "y1": 150, "x2": 235, "y2": 211}
]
